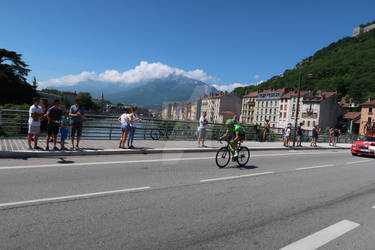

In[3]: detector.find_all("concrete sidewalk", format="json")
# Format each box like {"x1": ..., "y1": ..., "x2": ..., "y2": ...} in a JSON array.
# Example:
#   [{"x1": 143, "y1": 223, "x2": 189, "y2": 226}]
[{"x1": 0, "y1": 137, "x2": 352, "y2": 158}]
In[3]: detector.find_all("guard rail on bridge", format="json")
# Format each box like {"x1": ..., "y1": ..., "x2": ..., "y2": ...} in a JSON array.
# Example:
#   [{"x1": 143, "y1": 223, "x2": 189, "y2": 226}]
[{"x1": 0, "y1": 109, "x2": 357, "y2": 143}]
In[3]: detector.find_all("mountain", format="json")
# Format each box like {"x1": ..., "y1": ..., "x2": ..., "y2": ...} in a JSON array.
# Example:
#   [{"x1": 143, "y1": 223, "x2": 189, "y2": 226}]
[
  {"x1": 51, "y1": 81, "x2": 139, "y2": 100},
  {"x1": 106, "y1": 75, "x2": 218, "y2": 109},
  {"x1": 50, "y1": 74, "x2": 217, "y2": 109},
  {"x1": 234, "y1": 25, "x2": 375, "y2": 103}
]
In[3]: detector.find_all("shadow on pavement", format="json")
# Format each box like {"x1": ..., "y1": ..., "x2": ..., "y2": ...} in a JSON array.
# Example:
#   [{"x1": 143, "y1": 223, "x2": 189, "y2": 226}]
[
  {"x1": 227, "y1": 165, "x2": 258, "y2": 170},
  {"x1": 57, "y1": 158, "x2": 75, "y2": 164}
]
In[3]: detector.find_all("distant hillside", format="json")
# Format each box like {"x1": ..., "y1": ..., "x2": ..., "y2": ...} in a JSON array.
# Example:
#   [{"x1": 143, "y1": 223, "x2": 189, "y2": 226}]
[
  {"x1": 107, "y1": 75, "x2": 217, "y2": 109},
  {"x1": 234, "y1": 26, "x2": 375, "y2": 103}
]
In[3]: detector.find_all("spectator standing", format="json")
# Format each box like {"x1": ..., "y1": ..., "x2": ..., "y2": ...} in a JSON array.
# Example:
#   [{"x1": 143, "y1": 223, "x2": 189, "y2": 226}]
[
  {"x1": 285, "y1": 123, "x2": 292, "y2": 147},
  {"x1": 232, "y1": 114, "x2": 238, "y2": 125},
  {"x1": 264, "y1": 120, "x2": 270, "y2": 141},
  {"x1": 311, "y1": 125, "x2": 320, "y2": 147},
  {"x1": 296, "y1": 122, "x2": 304, "y2": 147},
  {"x1": 60, "y1": 112, "x2": 70, "y2": 150},
  {"x1": 27, "y1": 97, "x2": 43, "y2": 150},
  {"x1": 46, "y1": 100, "x2": 63, "y2": 150},
  {"x1": 329, "y1": 128, "x2": 334, "y2": 146},
  {"x1": 40, "y1": 99, "x2": 50, "y2": 132},
  {"x1": 118, "y1": 107, "x2": 131, "y2": 149},
  {"x1": 69, "y1": 97, "x2": 85, "y2": 150},
  {"x1": 282, "y1": 126, "x2": 287, "y2": 146},
  {"x1": 197, "y1": 111, "x2": 208, "y2": 147},
  {"x1": 333, "y1": 127, "x2": 340, "y2": 146},
  {"x1": 127, "y1": 106, "x2": 141, "y2": 149}
]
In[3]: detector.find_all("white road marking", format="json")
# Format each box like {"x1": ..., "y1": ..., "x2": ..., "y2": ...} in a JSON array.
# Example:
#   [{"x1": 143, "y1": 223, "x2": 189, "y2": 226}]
[
  {"x1": 346, "y1": 159, "x2": 373, "y2": 165},
  {"x1": 200, "y1": 171, "x2": 273, "y2": 182},
  {"x1": 279, "y1": 220, "x2": 360, "y2": 250},
  {"x1": 0, "y1": 157, "x2": 215, "y2": 170},
  {"x1": 296, "y1": 164, "x2": 335, "y2": 171},
  {"x1": 0, "y1": 186, "x2": 150, "y2": 210}
]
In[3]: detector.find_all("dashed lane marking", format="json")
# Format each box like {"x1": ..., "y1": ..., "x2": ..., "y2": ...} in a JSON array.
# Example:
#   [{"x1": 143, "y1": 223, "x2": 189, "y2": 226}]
[
  {"x1": 346, "y1": 159, "x2": 373, "y2": 165},
  {"x1": 296, "y1": 164, "x2": 335, "y2": 171},
  {"x1": 200, "y1": 171, "x2": 274, "y2": 183},
  {"x1": 280, "y1": 220, "x2": 360, "y2": 250},
  {"x1": 0, "y1": 186, "x2": 151, "y2": 210},
  {"x1": 0, "y1": 157, "x2": 216, "y2": 170}
]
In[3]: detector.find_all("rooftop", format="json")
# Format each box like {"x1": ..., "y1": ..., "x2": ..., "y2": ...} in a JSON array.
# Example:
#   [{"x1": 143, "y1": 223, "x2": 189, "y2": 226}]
[
  {"x1": 343, "y1": 112, "x2": 361, "y2": 120},
  {"x1": 281, "y1": 90, "x2": 309, "y2": 99},
  {"x1": 243, "y1": 91, "x2": 258, "y2": 98},
  {"x1": 303, "y1": 92, "x2": 336, "y2": 103},
  {"x1": 361, "y1": 98, "x2": 375, "y2": 106}
]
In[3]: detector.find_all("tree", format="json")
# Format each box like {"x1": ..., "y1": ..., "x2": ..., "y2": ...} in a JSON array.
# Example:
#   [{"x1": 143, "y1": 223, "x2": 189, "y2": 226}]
[
  {"x1": 77, "y1": 92, "x2": 94, "y2": 110},
  {"x1": 0, "y1": 48, "x2": 36, "y2": 104},
  {"x1": 32, "y1": 76, "x2": 38, "y2": 90}
]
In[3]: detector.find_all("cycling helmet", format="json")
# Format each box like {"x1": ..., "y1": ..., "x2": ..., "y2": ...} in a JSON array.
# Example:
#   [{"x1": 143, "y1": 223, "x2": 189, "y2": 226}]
[{"x1": 225, "y1": 119, "x2": 234, "y2": 125}]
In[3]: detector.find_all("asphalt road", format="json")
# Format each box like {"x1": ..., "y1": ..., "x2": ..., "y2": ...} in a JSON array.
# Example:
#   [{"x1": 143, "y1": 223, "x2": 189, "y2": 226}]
[{"x1": 0, "y1": 149, "x2": 374, "y2": 249}]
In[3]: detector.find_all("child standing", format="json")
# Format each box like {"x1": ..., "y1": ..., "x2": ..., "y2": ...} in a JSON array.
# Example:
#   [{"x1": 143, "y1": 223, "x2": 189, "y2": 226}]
[{"x1": 60, "y1": 112, "x2": 70, "y2": 150}]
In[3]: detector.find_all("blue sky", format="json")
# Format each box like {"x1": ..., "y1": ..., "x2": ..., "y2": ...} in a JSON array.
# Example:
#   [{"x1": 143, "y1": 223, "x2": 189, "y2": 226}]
[{"x1": 1, "y1": 0, "x2": 375, "y2": 90}]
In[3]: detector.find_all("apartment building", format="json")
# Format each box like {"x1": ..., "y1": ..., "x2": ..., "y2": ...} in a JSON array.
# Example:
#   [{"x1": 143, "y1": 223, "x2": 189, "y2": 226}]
[
  {"x1": 278, "y1": 91, "x2": 308, "y2": 128},
  {"x1": 190, "y1": 98, "x2": 202, "y2": 121},
  {"x1": 200, "y1": 92, "x2": 242, "y2": 123},
  {"x1": 240, "y1": 91, "x2": 258, "y2": 124},
  {"x1": 300, "y1": 91, "x2": 343, "y2": 130},
  {"x1": 254, "y1": 88, "x2": 288, "y2": 127},
  {"x1": 359, "y1": 98, "x2": 375, "y2": 135}
]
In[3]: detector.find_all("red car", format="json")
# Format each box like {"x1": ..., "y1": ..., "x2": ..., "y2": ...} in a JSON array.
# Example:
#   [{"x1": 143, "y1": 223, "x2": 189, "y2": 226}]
[{"x1": 351, "y1": 135, "x2": 375, "y2": 156}]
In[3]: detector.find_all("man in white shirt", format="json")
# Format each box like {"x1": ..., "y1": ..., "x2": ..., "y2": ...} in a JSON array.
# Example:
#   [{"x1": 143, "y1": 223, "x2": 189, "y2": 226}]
[
  {"x1": 27, "y1": 97, "x2": 43, "y2": 150},
  {"x1": 197, "y1": 111, "x2": 208, "y2": 147}
]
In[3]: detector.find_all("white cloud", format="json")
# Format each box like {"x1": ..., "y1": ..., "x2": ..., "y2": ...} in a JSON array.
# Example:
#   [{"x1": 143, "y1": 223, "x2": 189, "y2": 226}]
[
  {"x1": 254, "y1": 74, "x2": 260, "y2": 80},
  {"x1": 212, "y1": 80, "x2": 265, "y2": 92},
  {"x1": 212, "y1": 83, "x2": 249, "y2": 92},
  {"x1": 40, "y1": 61, "x2": 216, "y2": 88}
]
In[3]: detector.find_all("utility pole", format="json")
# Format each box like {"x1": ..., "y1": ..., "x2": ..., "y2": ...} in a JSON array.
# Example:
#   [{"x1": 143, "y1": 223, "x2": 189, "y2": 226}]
[{"x1": 292, "y1": 73, "x2": 302, "y2": 147}]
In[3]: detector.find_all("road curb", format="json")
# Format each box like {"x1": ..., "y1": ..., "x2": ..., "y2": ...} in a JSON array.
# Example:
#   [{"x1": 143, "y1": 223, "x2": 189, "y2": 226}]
[{"x1": 0, "y1": 146, "x2": 351, "y2": 158}]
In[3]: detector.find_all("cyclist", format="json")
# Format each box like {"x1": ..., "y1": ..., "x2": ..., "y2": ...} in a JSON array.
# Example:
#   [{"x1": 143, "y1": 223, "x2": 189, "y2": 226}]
[{"x1": 219, "y1": 119, "x2": 245, "y2": 159}]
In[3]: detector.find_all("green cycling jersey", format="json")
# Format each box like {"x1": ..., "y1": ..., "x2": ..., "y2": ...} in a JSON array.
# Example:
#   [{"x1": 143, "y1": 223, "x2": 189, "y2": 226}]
[{"x1": 226, "y1": 124, "x2": 245, "y2": 135}]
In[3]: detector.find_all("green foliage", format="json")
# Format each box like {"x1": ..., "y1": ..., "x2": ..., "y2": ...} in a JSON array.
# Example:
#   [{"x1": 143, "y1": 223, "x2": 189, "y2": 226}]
[
  {"x1": 233, "y1": 29, "x2": 375, "y2": 103},
  {"x1": 40, "y1": 88, "x2": 63, "y2": 96},
  {"x1": 0, "y1": 49, "x2": 37, "y2": 104},
  {"x1": 77, "y1": 92, "x2": 95, "y2": 110},
  {"x1": 3, "y1": 103, "x2": 29, "y2": 110}
]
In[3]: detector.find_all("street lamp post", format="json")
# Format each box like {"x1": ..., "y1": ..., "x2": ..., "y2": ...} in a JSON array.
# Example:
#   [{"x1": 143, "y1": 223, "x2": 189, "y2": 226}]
[{"x1": 292, "y1": 73, "x2": 312, "y2": 147}]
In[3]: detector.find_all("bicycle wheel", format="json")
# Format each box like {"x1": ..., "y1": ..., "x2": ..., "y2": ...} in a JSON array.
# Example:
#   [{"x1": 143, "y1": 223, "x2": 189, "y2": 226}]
[
  {"x1": 150, "y1": 129, "x2": 160, "y2": 140},
  {"x1": 237, "y1": 146, "x2": 250, "y2": 167},
  {"x1": 215, "y1": 147, "x2": 231, "y2": 168}
]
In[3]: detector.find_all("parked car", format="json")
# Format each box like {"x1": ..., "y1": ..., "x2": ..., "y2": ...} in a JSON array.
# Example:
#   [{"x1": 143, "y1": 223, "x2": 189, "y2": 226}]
[{"x1": 351, "y1": 135, "x2": 375, "y2": 156}]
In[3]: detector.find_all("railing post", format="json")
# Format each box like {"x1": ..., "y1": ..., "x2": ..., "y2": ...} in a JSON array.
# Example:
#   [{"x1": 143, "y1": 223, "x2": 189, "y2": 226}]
[{"x1": 109, "y1": 121, "x2": 113, "y2": 140}]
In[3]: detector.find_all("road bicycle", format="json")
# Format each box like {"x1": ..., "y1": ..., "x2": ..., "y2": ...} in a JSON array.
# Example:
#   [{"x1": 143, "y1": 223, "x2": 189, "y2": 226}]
[{"x1": 215, "y1": 139, "x2": 250, "y2": 168}]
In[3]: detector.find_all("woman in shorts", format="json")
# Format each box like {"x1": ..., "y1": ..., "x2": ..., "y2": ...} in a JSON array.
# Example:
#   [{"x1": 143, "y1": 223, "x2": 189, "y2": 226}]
[{"x1": 118, "y1": 108, "x2": 131, "y2": 149}]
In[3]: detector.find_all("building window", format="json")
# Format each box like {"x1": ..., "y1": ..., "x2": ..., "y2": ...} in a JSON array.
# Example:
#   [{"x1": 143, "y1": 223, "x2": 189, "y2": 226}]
[
  {"x1": 369, "y1": 117, "x2": 372, "y2": 123},
  {"x1": 307, "y1": 121, "x2": 310, "y2": 127},
  {"x1": 313, "y1": 121, "x2": 316, "y2": 127},
  {"x1": 369, "y1": 107, "x2": 373, "y2": 114},
  {"x1": 279, "y1": 112, "x2": 282, "y2": 118}
]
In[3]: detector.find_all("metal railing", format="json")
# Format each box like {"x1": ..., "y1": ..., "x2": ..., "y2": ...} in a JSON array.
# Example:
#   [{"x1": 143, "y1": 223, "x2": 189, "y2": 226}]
[{"x1": 0, "y1": 109, "x2": 358, "y2": 143}]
